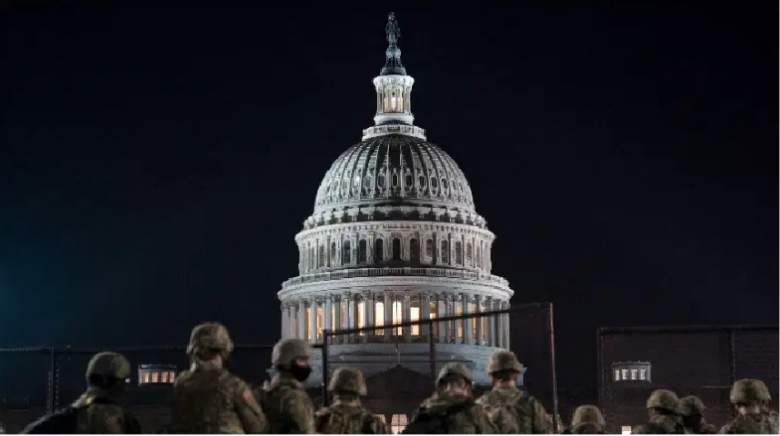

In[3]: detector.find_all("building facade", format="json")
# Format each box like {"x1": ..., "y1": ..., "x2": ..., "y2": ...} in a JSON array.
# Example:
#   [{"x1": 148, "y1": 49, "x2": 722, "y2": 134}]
[
  {"x1": 276, "y1": 13, "x2": 515, "y2": 394},
  {"x1": 598, "y1": 325, "x2": 779, "y2": 434}
]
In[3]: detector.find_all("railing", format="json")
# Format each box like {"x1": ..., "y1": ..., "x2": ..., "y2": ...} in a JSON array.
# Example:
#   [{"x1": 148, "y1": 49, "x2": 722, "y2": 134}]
[{"x1": 281, "y1": 267, "x2": 509, "y2": 288}]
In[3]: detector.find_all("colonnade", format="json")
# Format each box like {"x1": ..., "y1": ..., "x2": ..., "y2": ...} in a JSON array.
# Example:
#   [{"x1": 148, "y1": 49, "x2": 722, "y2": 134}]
[{"x1": 281, "y1": 291, "x2": 510, "y2": 348}]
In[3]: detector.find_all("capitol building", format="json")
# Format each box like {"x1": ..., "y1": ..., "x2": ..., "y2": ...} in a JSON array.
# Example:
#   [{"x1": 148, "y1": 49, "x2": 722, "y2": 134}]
[{"x1": 276, "y1": 13, "x2": 515, "y2": 400}]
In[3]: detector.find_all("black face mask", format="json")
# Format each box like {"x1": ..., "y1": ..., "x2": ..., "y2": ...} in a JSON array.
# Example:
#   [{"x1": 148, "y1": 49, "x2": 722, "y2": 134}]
[{"x1": 289, "y1": 364, "x2": 312, "y2": 381}]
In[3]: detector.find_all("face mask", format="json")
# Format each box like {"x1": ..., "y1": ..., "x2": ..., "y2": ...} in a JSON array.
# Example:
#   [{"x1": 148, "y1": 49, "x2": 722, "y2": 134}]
[{"x1": 290, "y1": 364, "x2": 312, "y2": 381}]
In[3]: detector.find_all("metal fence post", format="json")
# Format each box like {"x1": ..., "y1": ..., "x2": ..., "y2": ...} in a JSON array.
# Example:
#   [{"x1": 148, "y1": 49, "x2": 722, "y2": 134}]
[{"x1": 321, "y1": 330, "x2": 329, "y2": 406}]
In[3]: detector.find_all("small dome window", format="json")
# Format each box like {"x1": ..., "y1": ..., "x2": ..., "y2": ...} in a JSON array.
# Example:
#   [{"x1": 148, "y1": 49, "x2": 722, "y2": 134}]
[{"x1": 431, "y1": 177, "x2": 438, "y2": 188}]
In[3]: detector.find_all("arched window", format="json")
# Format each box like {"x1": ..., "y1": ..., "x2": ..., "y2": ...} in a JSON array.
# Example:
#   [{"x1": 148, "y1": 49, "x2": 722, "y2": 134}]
[
  {"x1": 392, "y1": 238, "x2": 401, "y2": 261},
  {"x1": 318, "y1": 245, "x2": 325, "y2": 268},
  {"x1": 476, "y1": 244, "x2": 482, "y2": 268},
  {"x1": 410, "y1": 239, "x2": 420, "y2": 264},
  {"x1": 466, "y1": 243, "x2": 473, "y2": 265},
  {"x1": 374, "y1": 239, "x2": 384, "y2": 263},
  {"x1": 330, "y1": 242, "x2": 336, "y2": 266},
  {"x1": 425, "y1": 239, "x2": 434, "y2": 259},
  {"x1": 455, "y1": 241, "x2": 463, "y2": 265},
  {"x1": 358, "y1": 240, "x2": 367, "y2": 264},
  {"x1": 441, "y1": 240, "x2": 449, "y2": 264},
  {"x1": 342, "y1": 240, "x2": 351, "y2": 264},
  {"x1": 309, "y1": 245, "x2": 315, "y2": 270}
]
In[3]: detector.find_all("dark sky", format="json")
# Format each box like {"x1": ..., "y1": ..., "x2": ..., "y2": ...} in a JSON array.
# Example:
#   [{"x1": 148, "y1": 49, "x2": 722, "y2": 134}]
[{"x1": 4, "y1": 2, "x2": 777, "y2": 403}]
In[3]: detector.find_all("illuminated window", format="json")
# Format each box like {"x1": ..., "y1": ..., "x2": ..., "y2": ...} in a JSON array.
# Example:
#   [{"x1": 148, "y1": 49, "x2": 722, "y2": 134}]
[
  {"x1": 331, "y1": 304, "x2": 336, "y2": 331},
  {"x1": 390, "y1": 414, "x2": 408, "y2": 434},
  {"x1": 410, "y1": 303, "x2": 420, "y2": 336},
  {"x1": 455, "y1": 301, "x2": 463, "y2": 339},
  {"x1": 316, "y1": 305, "x2": 324, "y2": 341},
  {"x1": 612, "y1": 362, "x2": 651, "y2": 382},
  {"x1": 392, "y1": 300, "x2": 402, "y2": 335},
  {"x1": 357, "y1": 300, "x2": 365, "y2": 336},
  {"x1": 303, "y1": 305, "x2": 310, "y2": 340},
  {"x1": 341, "y1": 301, "x2": 349, "y2": 330},
  {"x1": 429, "y1": 301, "x2": 438, "y2": 337},
  {"x1": 138, "y1": 364, "x2": 177, "y2": 386},
  {"x1": 621, "y1": 425, "x2": 632, "y2": 435},
  {"x1": 375, "y1": 301, "x2": 385, "y2": 335}
]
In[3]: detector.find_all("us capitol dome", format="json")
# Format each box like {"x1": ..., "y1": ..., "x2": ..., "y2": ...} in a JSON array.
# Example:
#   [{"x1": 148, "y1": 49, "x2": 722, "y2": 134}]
[{"x1": 277, "y1": 13, "x2": 514, "y2": 390}]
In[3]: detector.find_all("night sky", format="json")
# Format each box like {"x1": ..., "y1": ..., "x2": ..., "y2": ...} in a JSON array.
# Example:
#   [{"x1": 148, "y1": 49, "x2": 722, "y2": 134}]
[{"x1": 4, "y1": 2, "x2": 777, "y2": 403}]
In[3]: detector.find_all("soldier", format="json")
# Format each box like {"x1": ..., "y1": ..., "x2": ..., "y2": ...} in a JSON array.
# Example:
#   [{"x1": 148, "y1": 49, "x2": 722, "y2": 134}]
[
  {"x1": 564, "y1": 405, "x2": 606, "y2": 434},
  {"x1": 719, "y1": 378, "x2": 779, "y2": 434},
  {"x1": 476, "y1": 350, "x2": 552, "y2": 433},
  {"x1": 172, "y1": 322, "x2": 267, "y2": 433},
  {"x1": 679, "y1": 396, "x2": 717, "y2": 434},
  {"x1": 403, "y1": 362, "x2": 496, "y2": 434},
  {"x1": 633, "y1": 389, "x2": 685, "y2": 434},
  {"x1": 23, "y1": 351, "x2": 141, "y2": 433},
  {"x1": 315, "y1": 367, "x2": 387, "y2": 434},
  {"x1": 255, "y1": 338, "x2": 316, "y2": 433}
]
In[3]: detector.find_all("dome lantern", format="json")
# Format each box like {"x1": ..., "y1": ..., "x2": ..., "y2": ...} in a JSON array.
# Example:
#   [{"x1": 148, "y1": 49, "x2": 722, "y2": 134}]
[{"x1": 363, "y1": 12, "x2": 427, "y2": 141}]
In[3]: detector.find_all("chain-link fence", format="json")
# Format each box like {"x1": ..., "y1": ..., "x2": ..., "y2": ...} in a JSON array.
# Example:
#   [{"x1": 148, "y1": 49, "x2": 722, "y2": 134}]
[
  {"x1": 318, "y1": 303, "x2": 559, "y2": 431},
  {"x1": 0, "y1": 345, "x2": 273, "y2": 433}
]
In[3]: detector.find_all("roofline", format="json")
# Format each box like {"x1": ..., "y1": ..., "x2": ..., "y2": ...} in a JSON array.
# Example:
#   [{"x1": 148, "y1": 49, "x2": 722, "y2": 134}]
[{"x1": 597, "y1": 324, "x2": 778, "y2": 335}]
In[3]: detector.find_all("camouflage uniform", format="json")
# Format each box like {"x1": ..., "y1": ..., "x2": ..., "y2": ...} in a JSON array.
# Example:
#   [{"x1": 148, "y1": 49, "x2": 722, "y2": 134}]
[
  {"x1": 476, "y1": 350, "x2": 552, "y2": 434},
  {"x1": 719, "y1": 379, "x2": 779, "y2": 434},
  {"x1": 315, "y1": 367, "x2": 387, "y2": 434},
  {"x1": 404, "y1": 363, "x2": 495, "y2": 434},
  {"x1": 679, "y1": 395, "x2": 717, "y2": 434},
  {"x1": 172, "y1": 322, "x2": 267, "y2": 434},
  {"x1": 633, "y1": 389, "x2": 685, "y2": 434},
  {"x1": 23, "y1": 352, "x2": 141, "y2": 434},
  {"x1": 256, "y1": 338, "x2": 316, "y2": 434},
  {"x1": 564, "y1": 405, "x2": 605, "y2": 434}
]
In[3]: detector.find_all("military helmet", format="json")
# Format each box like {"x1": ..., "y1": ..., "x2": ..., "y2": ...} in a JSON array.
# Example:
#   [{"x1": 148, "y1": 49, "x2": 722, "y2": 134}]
[
  {"x1": 571, "y1": 404, "x2": 606, "y2": 428},
  {"x1": 436, "y1": 362, "x2": 473, "y2": 387},
  {"x1": 679, "y1": 396, "x2": 706, "y2": 416},
  {"x1": 487, "y1": 350, "x2": 526, "y2": 375},
  {"x1": 85, "y1": 351, "x2": 131, "y2": 383},
  {"x1": 328, "y1": 367, "x2": 367, "y2": 396},
  {"x1": 187, "y1": 322, "x2": 234, "y2": 356},
  {"x1": 730, "y1": 378, "x2": 771, "y2": 404},
  {"x1": 272, "y1": 338, "x2": 312, "y2": 368},
  {"x1": 646, "y1": 389, "x2": 681, "y2": 414}
]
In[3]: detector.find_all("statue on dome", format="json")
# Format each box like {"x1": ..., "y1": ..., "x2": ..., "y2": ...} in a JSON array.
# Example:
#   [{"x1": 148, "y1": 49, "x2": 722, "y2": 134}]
[{"x1": 386, "y1": 12, "x2": 401, "y2": 45}]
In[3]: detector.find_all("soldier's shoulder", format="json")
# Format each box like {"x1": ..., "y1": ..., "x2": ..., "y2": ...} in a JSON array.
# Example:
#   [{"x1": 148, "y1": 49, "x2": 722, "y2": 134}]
[
  {"x1": 21, "y1": 407, "x2": 78, "y2": 434},
  {"x1": 173, "y1": 369, "x2": 195, "y2": 385}
]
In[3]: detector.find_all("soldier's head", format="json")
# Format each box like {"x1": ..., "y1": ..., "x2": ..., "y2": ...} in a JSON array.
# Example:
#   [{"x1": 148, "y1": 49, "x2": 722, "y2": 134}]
[
  {"x1": 436, "y1": 363, "x2": 473, "y2": 397},
  {"x1": 570, "y1": 405, "x2": 605, "y2": 433},
  {"x1": 679, "y1": 395, "x2": 706, "y2": 428},
  {"x1": 272, "y1": 338, "x2": 313, "y2": 382},
  {"x1": 646, "y1": 389, "x2": 682, "y2": 420},
  {"x1": 85, "y1": 351, "x2": 130, "y2": 396},
  {"x1": 187, "y1": 322, "x2": 234, "y2": 363},
  {"x1": 729, "y1": 379, "x2": 771, "y2": 419},
  {"x1": 486, "y1": 350, "x2": 525, "y2": 386},
  {"x1": 328, "y1": 367, "x2": 367, "y2": 402}
]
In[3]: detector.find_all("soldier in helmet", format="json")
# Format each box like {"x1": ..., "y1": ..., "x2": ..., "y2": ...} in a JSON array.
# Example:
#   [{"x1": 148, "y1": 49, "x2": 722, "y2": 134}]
[
  {"x1": 255, "y1": 338, "x2": 316, "y2": 433},
  {"x1": 476, "y1": 350, "x2": 552, "y2": 433},
  {"x1": 564, "y1": 405, "x2": 606, "y2": 434},
  {"x1": 719, "y1": 378, "x2": 778, "y2": 434},
  {"x1": 403, "y1": 362, "x2": 495, "y2": 434},
  {"x1": 633, "y1": 389, "x2": 685, "y2": 434},
  {"x1": 315, "y1": 367, "x2": 387, "y2": 434},
  {"x1": 23, "y1": 351, "x2": 141, "y2": 433},
  {"x1": 172, "y1": 322, "x2": 267, "y2": 433},
  {"x1": 679, "y1": 396, "x2": 716, "y2": 434}
]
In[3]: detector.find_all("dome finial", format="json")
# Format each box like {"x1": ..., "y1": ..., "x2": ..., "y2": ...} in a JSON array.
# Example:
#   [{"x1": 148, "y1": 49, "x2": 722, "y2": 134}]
[{"x1": 381, "y1": 12, "x2": 406, "y2": 75}]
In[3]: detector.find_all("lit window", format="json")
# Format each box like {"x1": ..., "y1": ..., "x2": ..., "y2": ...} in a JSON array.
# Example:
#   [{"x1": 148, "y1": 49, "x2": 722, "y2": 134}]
[
  {"x1": 429, "y1": 302, "x2": 438, "y2": 337},
  {"x1": 375, "y1": 301, "x2": 385, "y2": 335},
  {"x1": 357, "y1": 300, "x2": 365, "y2": 336},
  {"x1": 316, "y1": 305, "x2": 324, "y2": 341},
  {"x1": 621, "y1": 425, "x2": 632, "y2": 435},
  {"x1": 630, "y1": 369, "x2": 638, "y2": 380},
  {"x1": 392, "y1": 300, "x2": 402, "y2": 335},
  {"x1": 410, "y1": 306, "x2": 420, "y2": 336},
  {"x1": 455, "y1": 301, "x2": 463, "y2": 339},
  {"x1": 639, "y1": 369, "x2": 646, "y2": 380},
  {"x1": 612, "y1": 362, "x2": 652, "y2": 383},
  {"x1": 138, "y1": 364, "x2": 177, "y2": 386},
  {"x1": 390, "y1": 414, "x2": 408, "y2": 434},
  {"x1": 621, "y1": 369, "x2": 628, "y2": 380},
  {"x1": 614, "y1": 369, "x2": 620, "y2": 381}
]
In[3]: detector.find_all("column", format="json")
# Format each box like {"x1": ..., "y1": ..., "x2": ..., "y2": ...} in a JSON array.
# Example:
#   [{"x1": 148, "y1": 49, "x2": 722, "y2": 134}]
[
  {"x1": 449, "y1": 294, "x2": 458, "y2": 344},
  {"x1": 503, "y1": 300, "x2": 511, "y2": 348},
  {"x1": 463, "y1": 293, "x2": 472, "y2": 345},
  {"x1": 421, "y1": 293, "x2": 431, "y2": 338},
  {"x1": 402, "y1": 293, "x2": 411, "y2": 342},
  {"x1": 437, "y1": 294, "x2": 448, "y2": 344},
  {"x1": 384, "y1": 292, "x2": 393, "y2": 341},
  {"x1": 474, "y1": 295, "x2": 482, "y2": 345},
  {"x1": 333, "y1": 296, "x2": 342, "y2": 344},
  {"x1": 281, "y1": 303, "x2": 289, "y2": 339},
  {"x1": 486, "y1": 297, "x2": 496, "y2": 347},
  {"x1": 346, "y1": 293, "x2": 355, "y2": 344},
  {"x1": 297, "y1": 300, "x2": 306, "y2": 341},
  {"x1": 323, "y1": 296, "x2": 332, "y2": 335},
  {"x1": 493, "y1": 299, "x2": 503, "y2": 348},
  {"x1": 365, "y1": 292, "x2": 374, "y2": 341},
  {"x1": 309, "y1": 300, "x2": 317, "y2": 343}
]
